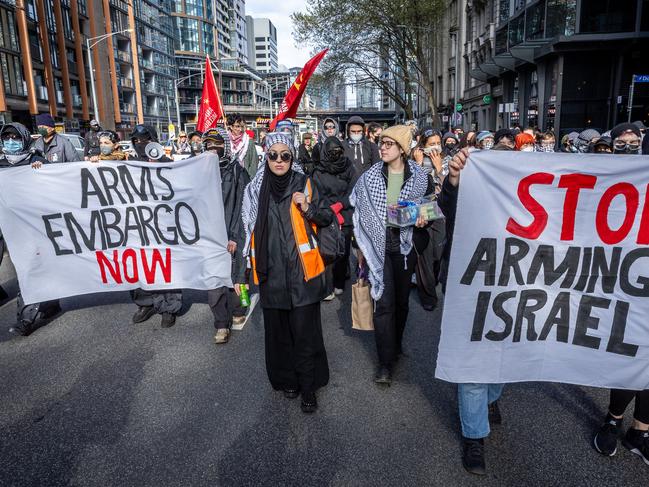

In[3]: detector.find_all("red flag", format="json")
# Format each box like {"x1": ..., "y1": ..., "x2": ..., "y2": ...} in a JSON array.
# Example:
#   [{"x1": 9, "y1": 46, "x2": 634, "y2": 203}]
[
  {"x1": 269, "y1": 49, "x2": 328, "y2": 130},
  {"x1": 196, "y1": 56, "x2": 224, "y2": 132}
]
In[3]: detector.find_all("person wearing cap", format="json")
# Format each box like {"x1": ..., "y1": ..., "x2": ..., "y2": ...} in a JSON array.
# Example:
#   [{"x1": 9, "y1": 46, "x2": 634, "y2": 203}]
[
  {"x1": 298, "y1": 131, "x2": 315, "y2": 175},
  {"x1": 33, "y1": 113, "x2": 80, "y2": 163},
  {"x1": 493, "y1": 129, "x2": 515, "y2": 150},
  {"x1": 592, "y1": 122, "x2": 648, "y2": 468},
  {"x1": 535, "y1": 131, "x2": 556, "y2": 152},
  {"x1": 514, "y1": 133, "x2": 535, "y2": 152},
  {"x1": 442, "y1": 132, "x2": 460, "y2": 157},
  {"x1": 343, "y1": 115, "x2": 380, "y2": 179},
  {"x1": 202, "y1": 128, "x2": 250, "y2": 345},
  {"x1": 84, "y1": 119, "x2": 102, "y2": 160},
  {"x1": 188, "y1": 131, "x2": 203, "y2": 156},
  {"x1": 574, "y1": 128, "x2": 601, "y2": 153},
  {"x1": 126, "y1": 124, "x2": 180, "y2": 328},
  {"x1": 476, "y1": 131, "x2": 494, "y2": 150},
  {"x1": 350, "y1": 125, "x2": 434, "y2": 385},
  {"x1": 227, "y1": 113, "x2": 258, "y2": 178},
  {"x1": 312, "y1": 117, "x2": 340, "y2": 168},
  {"x1": 127, "y1": 124, "x2": 172, "y2": 163},
  {"x1": 171, "y1": 131, "x2": 191, "y2": 156},
  {"x1": 88, "y1": 130, "x2": 126, "y2": 162},
  {"x1": 240, "y1": 132, "x2": 333, "y2": 413},
  {"x1": 590, "y1": 136, "x2": 613, "y2": 153},
  {"x1": 560, "y1": 131, "x2": 579, "y2": 153},
  {"x1": 0, "y1": 122, "x2": 62, "y2": 336}
]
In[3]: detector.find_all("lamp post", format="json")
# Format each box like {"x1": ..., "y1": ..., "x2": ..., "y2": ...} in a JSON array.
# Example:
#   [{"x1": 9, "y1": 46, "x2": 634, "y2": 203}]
[{"x1": 86, "y1": 29, "x2": 132, "y2": 123}]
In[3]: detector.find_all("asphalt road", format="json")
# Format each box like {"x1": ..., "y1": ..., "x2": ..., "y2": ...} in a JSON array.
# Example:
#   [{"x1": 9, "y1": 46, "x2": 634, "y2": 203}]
[{"x1": 0, "y1": 256, "x2": 647, "y2": 486}]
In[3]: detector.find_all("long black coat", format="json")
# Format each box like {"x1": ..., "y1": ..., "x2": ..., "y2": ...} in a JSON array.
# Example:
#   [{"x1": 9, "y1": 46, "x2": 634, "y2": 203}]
[
  {"x1": 311, "y1": 160, "x2": 355, "y2": 229},
  {"x1": 258, "y1": 172, "x2": 333, "y2": 310},
  {"x1": 220, "y1": 161, "x2": 250, "y2": 246}
]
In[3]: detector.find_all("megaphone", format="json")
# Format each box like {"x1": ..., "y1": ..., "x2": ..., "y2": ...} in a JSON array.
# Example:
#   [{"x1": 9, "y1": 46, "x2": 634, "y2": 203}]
[{"x1": 145, "y1": 142, "x2": 165, "y2": 161}]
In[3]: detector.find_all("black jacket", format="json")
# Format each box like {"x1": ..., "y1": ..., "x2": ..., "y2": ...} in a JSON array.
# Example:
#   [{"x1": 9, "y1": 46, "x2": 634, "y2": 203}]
[
  {"x1": 437, "y1": 177, "x2": 457, "y2": 263},
  {"x1": 298, "y1": 144, "x2": 314, "y2": 174},
  {"x1": 221, "y1": 161, "x2": 250, "y2": 245},
  {"x1": 257, "y1": 172, "x2": 333, "y2": 310},
  {"x1": 343, "y1": 138, "x2": 380, "y2": 181},
  {"x1": 0, "y1": 151, "x2": 47, "y2": 168},
  {"x1": 311, "y1": 159, "x2": 355, "y2": 228},
  {"x1": 84, "y1": 130, "x2": 101, "y2": 157}
]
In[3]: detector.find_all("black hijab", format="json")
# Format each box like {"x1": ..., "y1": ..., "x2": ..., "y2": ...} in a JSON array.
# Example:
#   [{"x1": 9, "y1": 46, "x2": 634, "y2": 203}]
[
  {"x1": 320, "y1": 136, "x2": 348, "y2": 174},
  {"x1": 253, "y1": 163, "x2": 294, "y2": 283}
]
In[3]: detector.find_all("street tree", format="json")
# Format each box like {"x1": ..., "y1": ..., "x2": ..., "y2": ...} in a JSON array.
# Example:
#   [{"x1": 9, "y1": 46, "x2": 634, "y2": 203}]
[{"x1": 292, "y1": 0, "x2": 446, "y2": 122}]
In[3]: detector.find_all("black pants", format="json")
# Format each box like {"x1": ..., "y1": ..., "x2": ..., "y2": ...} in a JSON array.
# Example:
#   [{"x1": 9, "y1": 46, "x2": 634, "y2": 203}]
[
  {"x1": 131, "y1": 289, "x2": 182, "y2": 315},
  {"x1": 374, "y1": 250, "x2": 416, "y2": 367},
  {"x1": 332, "y1": 227, "x2": 353, "y2": 290},
  {"x1": 609, "y1": 389, "x2": 649, "y2": 424},
  {"x1": 415, "y1": 220, "x2": 445, "y2": 309},
  {"x1": 208, "y1": 286, "x2": 245, "y2": 330},
  {"x1": 263, "y1": 303, "x2": 329, "y2": 394}
]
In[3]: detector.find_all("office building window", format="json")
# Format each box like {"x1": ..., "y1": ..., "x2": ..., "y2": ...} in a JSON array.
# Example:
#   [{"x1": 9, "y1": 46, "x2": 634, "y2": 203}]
[
  {"x1": 526, "y1": 0, "x2": 545, "y2": 40},
  {"x1": 580, "y1": 0, "x2": 637, "y2": 33},
  {"x1": 177, "y1": 17, "x2": 200, "y2": 53},
  {"x1": 185, "y1": 0, "x2": 203, "y2": 17},
  {"x1": 508, "y1": 13, "x2": 524, "y2": 47},
  {"x1": 546, "y1": 0, "x2": 576, "y2": 37},
  {"x1": 498, "y1": 0, "x2": 510, "y2": 24},
  {"x1": 202, "y1": 21, "x2": 214, "y2": 55},
  {"x1": 0, "y1": 52, "x2": 25, "y2": 96}
]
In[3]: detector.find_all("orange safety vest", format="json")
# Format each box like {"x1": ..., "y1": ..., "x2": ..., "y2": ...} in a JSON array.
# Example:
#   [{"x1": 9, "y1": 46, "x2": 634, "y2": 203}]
[{"x1": 249, "y1": 178, "x2": 325, "y2": 285}]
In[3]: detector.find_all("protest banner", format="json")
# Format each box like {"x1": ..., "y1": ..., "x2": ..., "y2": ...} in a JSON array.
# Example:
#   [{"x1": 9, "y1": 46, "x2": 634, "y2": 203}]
[
  {"x1": 436, "y1": 150, "x2": 649, "y2": 390},
  {"x1": 0, "y1": 153, "x2": 232, "y2": 304}
]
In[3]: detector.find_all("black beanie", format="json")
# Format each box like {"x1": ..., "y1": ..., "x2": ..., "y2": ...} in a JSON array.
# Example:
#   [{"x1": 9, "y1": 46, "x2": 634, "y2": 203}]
[
  {"x1": 494, "y1": 128, "x2": 514, "y2": 143},
  {"x1": 610, "y1": 123, "x2": 641, "y2": 140}
]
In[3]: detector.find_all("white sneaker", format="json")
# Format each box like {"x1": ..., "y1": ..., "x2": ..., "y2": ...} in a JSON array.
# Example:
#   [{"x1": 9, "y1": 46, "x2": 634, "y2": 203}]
[
  {"x1": 214, "y1": 329, "x2": 230, "y2": 344},
  {"x1": 334, "y1": 288, "x2": 344, "y2": 296},
  {"x1": 232, "y1": 315, "x2": 246, "y2": 326},
  {"x1": 323, "y1": 292, "x2": 336, "y2": 301}
]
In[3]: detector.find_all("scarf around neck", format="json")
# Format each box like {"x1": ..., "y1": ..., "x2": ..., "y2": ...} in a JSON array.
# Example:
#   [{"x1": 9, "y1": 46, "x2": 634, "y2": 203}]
[
  {"x1": 350, "y1": 159, "x2": 429, "y2": 300},
  {"x1": 230, "y1": 131, "x2": 249, "y2": 165}
]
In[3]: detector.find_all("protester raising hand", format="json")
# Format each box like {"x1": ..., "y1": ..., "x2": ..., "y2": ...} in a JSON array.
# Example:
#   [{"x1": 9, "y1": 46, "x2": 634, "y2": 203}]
[{"x1": 448, "y1": 147, "x2": 470, "y2": 187}]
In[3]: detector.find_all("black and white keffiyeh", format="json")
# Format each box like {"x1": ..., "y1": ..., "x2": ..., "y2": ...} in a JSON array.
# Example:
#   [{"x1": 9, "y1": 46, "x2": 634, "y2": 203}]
[
  {"x1": 350, "y1": 160, "x2": 429, "y2": 300},
  {"x1": 242, "y1": 133, "x2": 303, "y2": 257}
]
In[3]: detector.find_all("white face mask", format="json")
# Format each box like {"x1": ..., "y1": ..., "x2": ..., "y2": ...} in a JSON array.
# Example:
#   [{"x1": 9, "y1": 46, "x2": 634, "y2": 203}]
[
  {"x1": 481, "y1": 140, "x2": 494, "y2": 150},
  {"x1": 521, "y1": 146, "x2": 534, "y2": 152},
  {"x1": 349, "y1": 133, "x2": 363, "y2": 143}
]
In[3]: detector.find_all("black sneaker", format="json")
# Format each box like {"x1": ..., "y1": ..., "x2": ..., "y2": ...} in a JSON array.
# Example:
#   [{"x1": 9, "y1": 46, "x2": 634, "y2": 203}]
[
  {"x1": 9, "y1": 321, "x2": 34, "y2": 337},
  {"x1": 132, "y1": 306, "x2": 156, "y2": 324},
  {"x1": 622, "y1": 428, "x2": 649, "y2": 466},
  {"x1": 593, "y1": 414, "x2": 623, "y2": 456},
  {"x1": 300, "y1": 392, "x2": 318, "y2": 413},
  {"x1": 160, "y1": 313, "x2": 176, "y2": 328},
  {"x1": 374, "y1": 366, "x2": 392, "y2": 385},
  {"x1": 488, "y1": 400, "x2": 502, "y2": 425},
  {"x1": 462, "y1": 437, "x2": 486, "y2": 475}
]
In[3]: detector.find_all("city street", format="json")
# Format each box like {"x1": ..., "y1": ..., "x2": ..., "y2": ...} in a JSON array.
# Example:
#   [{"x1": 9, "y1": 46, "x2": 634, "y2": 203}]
[{"x1": 0, "y1": 257, "x2": 646, "y2": 486}]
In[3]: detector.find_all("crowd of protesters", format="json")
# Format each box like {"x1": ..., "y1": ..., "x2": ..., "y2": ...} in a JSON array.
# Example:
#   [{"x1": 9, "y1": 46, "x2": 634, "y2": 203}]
[{"x1": 0, "y1": 111, "x2": 647, "y2": 474}]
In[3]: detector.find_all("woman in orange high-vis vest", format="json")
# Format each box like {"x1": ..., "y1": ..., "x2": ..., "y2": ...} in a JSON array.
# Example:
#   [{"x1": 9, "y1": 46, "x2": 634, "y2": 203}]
[{"x1": 240, "y1": 132, "x2": 333, "y2": 414}]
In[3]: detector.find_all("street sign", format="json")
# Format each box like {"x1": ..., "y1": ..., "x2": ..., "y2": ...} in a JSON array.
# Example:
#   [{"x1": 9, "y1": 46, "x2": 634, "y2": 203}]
[
  {"x1": 617, "y1": 96, "x2": 623, "y2": 104},
  {"x1": 452, "y1": 112, "x2": 463, "y2": 126},
  {"x1": 633, "y1": 74, "x2": 649, "y2": 83},
  {"x1": 455, "y1": 103, "x2": 463, "y2": 111},
  {"x1": 442, "y1": 115, "x2": 449, "y2": 122},
  {"x1": 483, "y1": 95, "x2": 492, "y2": 104}
]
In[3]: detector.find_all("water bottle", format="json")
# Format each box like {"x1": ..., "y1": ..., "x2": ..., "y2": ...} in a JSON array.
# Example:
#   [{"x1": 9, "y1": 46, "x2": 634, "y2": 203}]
[{"x1": 239, "y1": 284, "x2": 250, "y2": 307}]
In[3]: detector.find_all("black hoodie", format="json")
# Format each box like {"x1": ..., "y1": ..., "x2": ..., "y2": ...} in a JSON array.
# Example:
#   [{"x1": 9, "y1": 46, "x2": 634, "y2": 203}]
[{"x1": 0, "y1": 123, "x2": 47, "y2": 168}]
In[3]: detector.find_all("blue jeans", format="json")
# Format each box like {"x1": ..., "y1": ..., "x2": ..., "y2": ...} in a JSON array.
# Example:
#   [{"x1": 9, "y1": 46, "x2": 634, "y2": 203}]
[{"x1": 458, "y1": 383, "x2": 504, "y2": 439}]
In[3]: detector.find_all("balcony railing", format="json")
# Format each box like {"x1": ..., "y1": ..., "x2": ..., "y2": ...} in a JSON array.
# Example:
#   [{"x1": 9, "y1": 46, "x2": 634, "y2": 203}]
[
  {"x1": 120, "y1": 77, "x2": 134, "y2": 88},
  {"x1": 120, "y1": 103, "x2": 135, "y2": 113},
  {"x1": 116, "y1": 50, "x2": 131, "y2": 63}
]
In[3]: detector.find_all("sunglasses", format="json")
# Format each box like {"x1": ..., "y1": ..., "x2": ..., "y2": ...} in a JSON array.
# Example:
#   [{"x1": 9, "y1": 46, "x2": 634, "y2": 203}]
[
  {"x1": 1, "y1": 133, "x2": 21, "y2": 140},
  {"x1": 380, "y1": 140, "x2": 396, "y2": 149},
  {"x1": 268, "y1": 151, "x2": 292, "y2": 162},
  {"x1": 613, "y1": 140, "x2": 640, "y2": 150},
  {"x1": 324, "y1": 124, "x2": 335, "y2": 129}
]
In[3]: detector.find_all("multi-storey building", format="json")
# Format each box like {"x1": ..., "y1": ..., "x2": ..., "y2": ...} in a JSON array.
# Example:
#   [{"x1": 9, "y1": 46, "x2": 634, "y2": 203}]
[
  {"x1": 246, "y1": 16, "x2": 278, "y2": 74},
  {"x1": 431, "y1": 0, "x2": 649, "y2": 135},
  {"x1": 228, "y1": 0, "x2": 247, "y2": 64},
  {"x1": 0, "y1": 0, "x2": 94, "y2": 131}
]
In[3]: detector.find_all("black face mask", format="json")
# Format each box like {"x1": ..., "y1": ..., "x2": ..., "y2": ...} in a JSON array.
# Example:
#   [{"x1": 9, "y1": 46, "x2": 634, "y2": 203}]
[
  {"x1": 614, "y1": 147, "x2": 640, "y2": 155},
  {"x1": 134, "y1": 142, "x2": 149, "y2": 157}
]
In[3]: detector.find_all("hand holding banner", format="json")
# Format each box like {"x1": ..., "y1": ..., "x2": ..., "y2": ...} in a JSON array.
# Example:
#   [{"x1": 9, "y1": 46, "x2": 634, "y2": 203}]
[
  {"x1": 0, "y1": 154, "x2": 233, "y2": 304},
  {"x1": 436, "y1": 151, "x2": 649, "y2": 390}
]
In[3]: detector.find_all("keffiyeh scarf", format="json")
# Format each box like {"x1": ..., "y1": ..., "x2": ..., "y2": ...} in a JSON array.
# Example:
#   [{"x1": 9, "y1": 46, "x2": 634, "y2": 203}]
[
  {"x1": 350, "y1": 160, "x2": 429, "y2": 300},
  {"x1": 230, "y1": 131, "x2": 250, "y2": 166}
]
